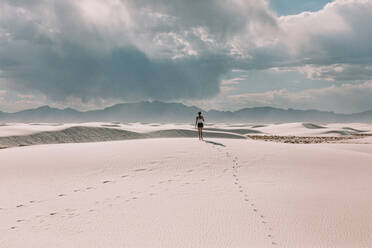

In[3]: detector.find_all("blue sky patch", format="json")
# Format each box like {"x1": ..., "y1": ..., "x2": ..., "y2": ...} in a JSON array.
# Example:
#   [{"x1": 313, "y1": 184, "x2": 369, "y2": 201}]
[{"x1": 269, "y1": 0, "x2": 333, "y2": 15}]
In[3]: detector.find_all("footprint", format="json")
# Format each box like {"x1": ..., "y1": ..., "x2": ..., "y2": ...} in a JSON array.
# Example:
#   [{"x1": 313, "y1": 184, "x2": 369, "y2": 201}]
[
  {"x1": 68, "y1": 212, "x2": 79, "y2": 217},
  {"x1": 253, "y1": 209, "x2": 257, "y2": 212},
  {"x1": 16, "y1": 219, "x2": 24, "y2": 223},
  {"x1": 49, "y1": 212, "x2": 57, "y2": 216},
  {"x1": 268, "y1": 234, "x2": 272, "y2": 238},
  {"x1": 134, "y1": 168, "x2": 146, "y2": 172},
  {"x1": 102, "y1": 180, "x2": 111, "y2": 184},
  {"x1": 73, "y1": 189, "x2": 80, "y2": 192},
  {"x1": 272, "y1": 242, "x2": 277, "y2": 245},
  {"x1": 58, "y1": 194, "x2": 65, "y2": 197},
  {"x1": 244, "y1": 199, "x2": 249, "y2": 201},
  {"x1": 10, "y1": 226, "x2": 16, "y2": 230},
  {"x1": 86, "y1": 187, "x2": 94, "y2": 190},
  {"x1": 16, "y1": 204, "x2": 25, "y2": 208},
  {"x1": 121, "y1": 175, "x2": 128, "y2": 178},
  {"x1": 187, "y1": 169, "x2": 193, "y2": 173}
]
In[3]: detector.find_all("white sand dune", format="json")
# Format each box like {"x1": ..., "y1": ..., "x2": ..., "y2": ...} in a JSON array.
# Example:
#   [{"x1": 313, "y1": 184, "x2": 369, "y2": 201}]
[
  {"x1": 0, "y1": 126, "x2": 245, "y2": 148},
  {"x1": 253, "y1": 122, "x2": 372, "y2": 137},
  {"x1": 302, "y1": 123, "x2": 327, "y2": 129},
  {"x1": 203, "y1": 127, "x2": 262, "y2": 135},
  {"x1": 1, "y1": 137, "x2": 372, "y2": 247},
  {"x1": 1, "y1": 123, "x2": 372, "y2": 247},
  {"x1": 1, "y1": 122, "x2": 372, "y2": 148}
]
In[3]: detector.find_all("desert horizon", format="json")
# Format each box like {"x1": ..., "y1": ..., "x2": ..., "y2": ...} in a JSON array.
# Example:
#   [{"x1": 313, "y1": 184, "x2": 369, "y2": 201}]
[{"x1": 2, "y1": 101, "x2": 372, "y2": 124}]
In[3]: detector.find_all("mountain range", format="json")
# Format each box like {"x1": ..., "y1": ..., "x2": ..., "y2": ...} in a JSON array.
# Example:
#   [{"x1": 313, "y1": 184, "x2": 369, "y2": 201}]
[{"x1": 1, "y1": 101, "x2": 372, "y2": 123}]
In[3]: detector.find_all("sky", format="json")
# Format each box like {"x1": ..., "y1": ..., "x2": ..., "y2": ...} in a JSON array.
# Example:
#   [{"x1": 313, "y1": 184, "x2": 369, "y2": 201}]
[
  {"x1": 269, "y1": 0, "x2": 333, "y2": 15},
  {"x1": 0, "y1": 0, "x2": 372, "y2": 113}
]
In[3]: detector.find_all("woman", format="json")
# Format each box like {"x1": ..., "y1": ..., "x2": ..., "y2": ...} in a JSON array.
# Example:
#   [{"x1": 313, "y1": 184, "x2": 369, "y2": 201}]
[{"x1": 195, "y1": 111, "x2": 205, "y2": 141}]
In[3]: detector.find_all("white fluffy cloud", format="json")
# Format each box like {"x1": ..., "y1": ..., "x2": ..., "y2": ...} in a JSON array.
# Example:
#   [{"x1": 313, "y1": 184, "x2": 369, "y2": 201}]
[
  {"x1": 279, "y1": 0, "x2": 372, "y2": 59},
  {"x1": 297, "y1": 64, "x2": 372, "y2": 81}
]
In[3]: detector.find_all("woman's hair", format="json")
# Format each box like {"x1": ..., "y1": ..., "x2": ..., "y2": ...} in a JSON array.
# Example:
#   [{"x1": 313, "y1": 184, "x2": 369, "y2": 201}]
[{"x1": 198, "y1": 111, "x2": 202, "y2": 115}]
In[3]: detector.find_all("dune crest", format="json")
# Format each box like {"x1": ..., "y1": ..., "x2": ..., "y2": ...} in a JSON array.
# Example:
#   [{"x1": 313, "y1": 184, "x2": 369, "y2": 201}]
[
  {"x1": 302, "y1": 123, "x2": 326, "y2": 129},
  {"x1": 0, "y1": 126, "x2": 246, "y2": 148}
]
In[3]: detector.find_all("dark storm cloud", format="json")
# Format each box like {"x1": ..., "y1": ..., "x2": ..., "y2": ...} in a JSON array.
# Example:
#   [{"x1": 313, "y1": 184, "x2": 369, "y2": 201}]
[
  {"x1": 0, "y1": 0, "x2": 277, "y2": 103},
  {"x1": 1, "y1": 0, "x2": 372, "y2": 112},
  {"x1": 2, "y1": 43, "x2": 229, "y2": 100}
]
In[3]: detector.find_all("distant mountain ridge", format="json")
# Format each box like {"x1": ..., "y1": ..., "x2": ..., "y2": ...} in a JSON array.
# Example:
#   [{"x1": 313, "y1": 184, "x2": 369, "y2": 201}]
[{"x1": 1, "y1": 101, "x2": 372, "y2": 123}]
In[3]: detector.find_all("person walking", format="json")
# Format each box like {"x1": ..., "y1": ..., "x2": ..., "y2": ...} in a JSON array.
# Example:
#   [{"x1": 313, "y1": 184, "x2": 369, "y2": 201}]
[{"x1": 195, "y1": 111, "x2": 205, "y2": 141}]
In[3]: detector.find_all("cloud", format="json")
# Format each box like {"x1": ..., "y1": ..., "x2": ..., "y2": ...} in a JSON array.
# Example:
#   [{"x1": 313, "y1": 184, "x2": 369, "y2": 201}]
[
  {"x1": 0, "y1": 0, "x2": 372, "y2": 112},
  {"x1": 297, "y1": 64, "x2": 372, "y2": 82},
  {"x1": 228, "y1": 81, "x2": 372, "y2": 113},
  {"x1": 278, "y1": 0, "x2": 372, "y2": 65},
  {"x1": 0, "y1": 0, "x2": 277, "y2": 105},
  {"x1": 2, "y1": 44, "x2": 229, "y2": 100},
  {"x1": 267, "y1": 0, "x2": 372, "y2": 88}
]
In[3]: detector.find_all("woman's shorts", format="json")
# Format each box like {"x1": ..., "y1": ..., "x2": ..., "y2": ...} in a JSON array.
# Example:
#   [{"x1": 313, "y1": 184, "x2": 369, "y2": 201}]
[{"x1": 197, "y1": 123, "x2": 204, "y2": 128}]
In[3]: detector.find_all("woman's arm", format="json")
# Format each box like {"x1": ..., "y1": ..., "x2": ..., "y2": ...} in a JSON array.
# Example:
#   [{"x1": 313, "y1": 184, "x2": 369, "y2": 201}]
[{"x1": 195, "y1": 117, "x2": 198, "y2": 128}]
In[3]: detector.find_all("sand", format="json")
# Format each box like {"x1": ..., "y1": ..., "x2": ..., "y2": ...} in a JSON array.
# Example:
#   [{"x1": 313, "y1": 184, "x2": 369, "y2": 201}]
[{"x1": 1, "y1": 123, "x2": 372, "y2": 247}]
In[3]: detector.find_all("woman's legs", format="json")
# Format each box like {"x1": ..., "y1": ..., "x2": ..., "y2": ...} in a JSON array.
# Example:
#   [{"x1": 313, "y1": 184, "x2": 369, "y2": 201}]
[{"x1": 198, "y1": 127, "x2": 203, "y2": 140}]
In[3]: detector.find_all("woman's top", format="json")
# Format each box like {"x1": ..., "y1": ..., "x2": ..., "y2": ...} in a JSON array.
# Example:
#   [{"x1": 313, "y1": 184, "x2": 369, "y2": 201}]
[{"x1": 196, "y1": 116, "x2": 204, "y2": 124}]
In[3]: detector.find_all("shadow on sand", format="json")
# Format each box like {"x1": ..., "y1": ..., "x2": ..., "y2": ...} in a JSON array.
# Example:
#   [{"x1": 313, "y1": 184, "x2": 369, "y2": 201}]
[{"x1": 204, "y1": 140, "x2": 225, "y2": 147}]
